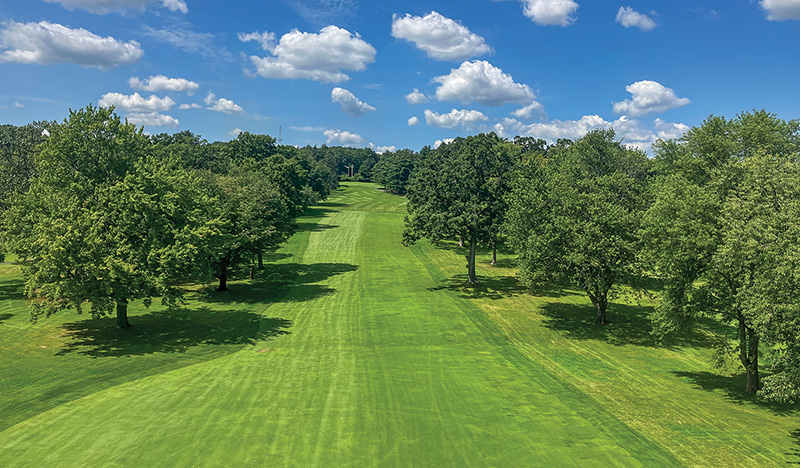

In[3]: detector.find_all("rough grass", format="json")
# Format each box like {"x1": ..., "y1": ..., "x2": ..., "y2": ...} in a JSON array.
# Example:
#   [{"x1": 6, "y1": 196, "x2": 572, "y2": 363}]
[{"x1": 0, "y1": 182, "x2": 797, "y2": 467}]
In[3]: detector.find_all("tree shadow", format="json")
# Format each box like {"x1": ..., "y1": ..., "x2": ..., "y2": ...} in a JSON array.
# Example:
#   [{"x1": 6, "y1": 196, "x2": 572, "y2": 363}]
[
  {"x1": 788, "y1": 429, "x2": 800, "y2": 464},
  {"x1": 200, "y1": 262, "x2": 358, "y2": 305},
  {"x1": 56, "y1": 307, "x2": 291, "y2": 357},
  {"x1": 672, "y1": 371, "x2": 799, "y2": 415},
  {"x1": 0, "y1": 313, "x2": 14, "y2": 325},
  {"x1": 539, "y1": 301, "x2": 719, "y2": 349},
  {"x1": 293, "y1": 222, "x2": 339, "y2": 233},
  {"x1": 300, "y1": 207, "x2": 337, "y2": 219},
  {"x1": 0, "y1": 278, "x2": 25, "y2": 301},
  {"x1": 260, "y1": 252, "x2": 293, "y2": 263},
  {"x1": 429, "y1": 274, "x2": 527, "y2": 300}
]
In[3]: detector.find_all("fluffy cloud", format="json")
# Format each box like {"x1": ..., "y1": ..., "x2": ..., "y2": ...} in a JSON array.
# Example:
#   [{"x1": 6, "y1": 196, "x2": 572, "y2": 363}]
[
  {"x1": 405, "y1": 89, "x2": 429, "y2": 105},
  {"x1": 98, "y1": 92, "x2": 175, "y2": 112},
  {"x1": 654, "y1": 118, "x2": 689, "y2": 140},
  {"x1": 434, "y1": 60, "x2": 535, "y2": 106},
  {"x1": 519, "y1": 0, "x2": 579, "y2": 26},
  {"x1": 248, "y1": 26, "x2": 376, "y2": 83},
  {"x1": 612, "y1": 80, "x2": 690, "y2": 117},
  {"x1": 370, "y1": 144, "x2": 397, "y2": 154},
  {"x1": 44, "y1": 0, "x2": 187, "y2": 14},
  {"x1": 126, "y1": 112, "x2": 179, "y2": 128},
  {"x1": 238, "y1": 31, "x2": 276, "y2": 52},
  {"x1": 761, "y1": 0, "x2": 800, "y2": 20},
  {"x1": 511, "y1": 101, "x2": 547, "y2": 120},
  {"x1": 424, "y1": 108, "x2": 488, "y2": 129},
  {"x1": 616, "y1": 7, "x2": 657, "y2": 30},
  {"x1": 204, "y1": 92, "x2": 244, "y2": 114},
  {"x1": 433, "y1": 138, "x2": 455, "y2": 149},
  {"x1": 178, "y1": 103, "x2": 202, "y2": 109},
  {"x1": 324, "y1": 129, "x2": 365, "y2": 146},
  {"x1": 229, "y1": 128, "x2": 243, "y2": 137},
  {"x1": 129, "y1": 75, "x2": 199, "y2": 94},
  {"x1": 494, "y1": 115, "x2": 688, "y2": 152},
  {"x1": 391, "y1": 11, "x2": 492, "y2": 61},
  {"x1": 331, "y1": 87, "x2": 376, "y2": 116},
  {"x1": 408, "y1": 116, "x2": 421, "y2": 126},
  {"x1": 0, "y1": 21, "x2": 143, "y2": 68}
]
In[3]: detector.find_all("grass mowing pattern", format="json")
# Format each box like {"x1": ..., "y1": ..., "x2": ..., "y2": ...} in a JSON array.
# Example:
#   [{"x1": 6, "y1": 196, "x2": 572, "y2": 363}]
[{"x1": 0, "y1": 183, "x2": 797, "y2": 466}]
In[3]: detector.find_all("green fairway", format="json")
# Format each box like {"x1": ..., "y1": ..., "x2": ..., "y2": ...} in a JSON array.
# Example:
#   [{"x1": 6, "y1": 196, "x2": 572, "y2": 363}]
[{"x1": 0, "y1": 182, "x2": 797, "y2": 467}]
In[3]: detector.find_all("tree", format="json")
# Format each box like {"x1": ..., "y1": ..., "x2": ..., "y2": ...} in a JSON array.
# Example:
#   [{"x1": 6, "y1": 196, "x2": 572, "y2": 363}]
[
  {"x1": 403, "y1": 133, "x2": 518, "y2": 284},
  {"x1": 373, "y1": 148, "x2": 418, "y2": 195},
  {"x1": 3, "y1": 106, "x2": 209, "y2": 328},
  {"x1": 643, "y1": 110, "x2": 800, "y2": 395},
  {"x1": 506, "y1": 129, "x2": 649, "y2": 324}
]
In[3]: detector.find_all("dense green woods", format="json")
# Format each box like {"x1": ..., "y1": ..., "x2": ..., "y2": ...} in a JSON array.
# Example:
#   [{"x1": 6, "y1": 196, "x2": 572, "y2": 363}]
[{"x1": 2, "y1": 106, "x2": 800, "y2": 404}]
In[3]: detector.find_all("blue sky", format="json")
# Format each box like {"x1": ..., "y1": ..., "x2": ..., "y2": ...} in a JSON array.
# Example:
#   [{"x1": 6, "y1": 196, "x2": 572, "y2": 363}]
[{"x1": 1, "y1": 0, "x2": 799, "y2": 152}]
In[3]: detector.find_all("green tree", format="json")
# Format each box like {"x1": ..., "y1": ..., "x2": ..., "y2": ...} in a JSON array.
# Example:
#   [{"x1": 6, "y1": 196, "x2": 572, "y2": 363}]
[
  {"x1": 372, "y1": 148, "x2": 418, "y2": 195},
  {"x1": 506, "y1": 129, "x2": 649, "y2": 324},
  {"x1": 403, "y1": 133, "x2": 517, "y2": 284},
  {"x1": 643, "y1": 110, "x2": 800, "y2": 395},
  {"x1": 3, "y1": 106, "x2": 209, "y2": 328}
]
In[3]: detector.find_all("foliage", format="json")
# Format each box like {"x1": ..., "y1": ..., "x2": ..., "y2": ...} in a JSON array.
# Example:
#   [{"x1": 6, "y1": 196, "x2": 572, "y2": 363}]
[
  {"x1": 506, "y1": 129, "x2": 650, "y2": 324},
  {"x1": 404, "y1": 133, "x2": 518, "y2": 283},
  {"x1": 372, "y1": 148, "x2": 419, "y2": 195}
]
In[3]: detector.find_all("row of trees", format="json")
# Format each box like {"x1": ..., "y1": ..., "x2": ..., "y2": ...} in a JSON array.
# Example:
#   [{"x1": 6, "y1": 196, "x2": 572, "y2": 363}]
[
  {"x1": 0, "y1": 106, "x2": 338, "y2": 328},
  {"x1": 399, "y1": 111, "x2": 800, "y2": 402}
]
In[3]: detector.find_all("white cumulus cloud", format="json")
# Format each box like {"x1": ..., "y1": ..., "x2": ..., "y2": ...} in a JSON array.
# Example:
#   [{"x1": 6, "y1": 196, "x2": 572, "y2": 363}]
[
  {"x1": 654, "y1": 118, "x2": 689, "y2": 140},
  {"x1": 248, "y1": 26, "x2": 376, "y2": 83},
  {"x1": 370, "y1": 143, "x2": 397, "y2": 154},
  {"x1": 424, "y1": 108, "x2": 488, "y2": 129},
  {"x1": 612, "y1": 80, "x2": 690, "y2": 117},
  {"x1": 519, "y1": 0, "x2": 579, "y2": 26},
  {"x1": 43, "y1": 0, "x2": 187, "y2": 14},
  {"x1": 511, "y1": 101, "x2": 547, "y2": 120},
  {"x1": 98, "y1": 92, "x2": 175, "y2": 112},
  {"x1": 433, "y1": 138, "x2": 455, "y2": 149},
  {"x1": 0, "y1": 20, "x2": 143, "y2": 68},
  {"x1": 405, "y1": 88, "x2": 429, "y2": 104},
  {"x1": 229, "y1": 128, "x2": 243, "y2": 137},
  {"x1": 391, "y1": 11, "x2": 492, "y2": 61},
  {"x1": 129, "y1": 75, "x2": 199, "y2": 94},
  {"x1": 126, "y1": 112, "x2": 179, "y2": 128},
  {"x1": 178, "y1": 103, "x2": 202, "y2": 109},
  {"x1": 238, "y1": 31, "x2": 276, "y2": 52},
  {"x1": 408, "y1": 116, "x2": 421, "y2": 126},
  {"x1": 331, "y1": 87, "x2": 376, "y2": 116},
  {"x1": 434, "y1": 60, "x2": 535, "y2": 106},
  {"x1": 324, "y1": 129, "x2": 365, "y2": 146},
  {"x1": 616, "y1": 7, "x2": 657, "y2": 30},
  {"x1": 204, "y1": 91, "x2": 244, "y2": 114},
  {"x1": 761, "y1": 0, "x2": 800, "y2": 20}
]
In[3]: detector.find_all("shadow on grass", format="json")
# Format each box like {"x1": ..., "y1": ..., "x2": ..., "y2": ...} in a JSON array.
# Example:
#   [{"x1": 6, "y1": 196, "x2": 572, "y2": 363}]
[
  {"x1": 57, "y1": 307, "x2": 291, "y2": 357},
  {"x1": 430, "y1": 274, "x2": 527, "y2": 300},
  {"x1": 788, "y1": 429, "x2": 800, "y2": 464},
  {"x1": 260, "y1": 252, "x2": 293, "y2": 263},
  {"x1": 0, "y1": 278, "x2": 25, "y2": 301},
  {"x1": 539, "y1": 301, "x2": 721, "y2": 349},
  {"x1": 672, "y1": 371, "x2": 798, "y2": 415},
  {"x1": 294, "y1": 222, "x2": 339, "y2": 233},
  {"x1": 200, "y1": 262, "x2": 359, "y2": 305},
  {"x1": 0, "y1": 313, "x2": 14, "y2": 325}
]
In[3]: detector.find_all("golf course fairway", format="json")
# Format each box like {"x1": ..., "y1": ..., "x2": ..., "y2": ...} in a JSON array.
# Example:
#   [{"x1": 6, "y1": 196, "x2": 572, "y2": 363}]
[{"x1": 0, "y1": 183, "x2": 797, "y2": 467}]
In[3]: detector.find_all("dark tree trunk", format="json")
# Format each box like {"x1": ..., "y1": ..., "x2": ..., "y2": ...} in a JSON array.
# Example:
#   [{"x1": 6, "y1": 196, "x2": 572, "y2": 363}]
[
  {"x1": 217, "y1": 258, "x2": 229, "y2": 292},
  {"x1": 491, "y1": 242, "x2": 497, "y2": 265},
  {"x1": 257, "y1": 248, "x2": 264, "y2": 270},
  {"x1": 249, "y1": 264, "x2": 255, "y2": 280},
  {"x1": 738, "y1": 317, "x2": 760, "y2": 394},
  {"x1": 467, "y1": 238, "x2": 478, "y2": 284},
  {"x1": 588, "y1": 292, "x2": 608, "y2": 325},
  {"x1": 116, "y1": 299, "x2": 130, "y2": 329}
]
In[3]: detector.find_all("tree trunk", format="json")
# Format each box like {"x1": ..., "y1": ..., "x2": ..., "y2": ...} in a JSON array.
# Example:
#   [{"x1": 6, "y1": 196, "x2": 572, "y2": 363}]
[
  {"x1": 257, "y1": 248, "x2": 264, "y2": 270},
  {"x1": 116, "y1": 299, "x2": 130, "y2": 329},
  {"x1": 467, "y1": 238, "x2": 478, "y2": 284},
  {"x1": 590, "y1": 293, "x2": 608, "y2": 325},
  {"x1": 459, "y1": 236, "x2": 464, "y2": 248},
  {"x1": 249, "y1": 264, "x2": 255, "y2": 280},
  {"x1": 738, "y1": 317, "x2": 760, "y2": 394},
  {"x1": 491, "y1": 242, "x2": 497, "y2": 265},
  {"x1": 217, "y1": 258, "x2": 229, "y2": 292}
]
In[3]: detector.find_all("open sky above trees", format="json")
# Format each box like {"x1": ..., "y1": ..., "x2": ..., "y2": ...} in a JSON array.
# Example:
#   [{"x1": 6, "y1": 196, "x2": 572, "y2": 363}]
[{"x1": 0, "y1": 1, "x2": 799, "y2": 151}]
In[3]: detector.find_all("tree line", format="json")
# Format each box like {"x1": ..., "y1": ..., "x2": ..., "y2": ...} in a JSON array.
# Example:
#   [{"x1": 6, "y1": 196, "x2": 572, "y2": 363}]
[
  {"x1": 398, "y1": 111, "x2": 800, "y2": 403},
  {"x1": 2, "y1": 105, "x2": 799, "y2": 402}
]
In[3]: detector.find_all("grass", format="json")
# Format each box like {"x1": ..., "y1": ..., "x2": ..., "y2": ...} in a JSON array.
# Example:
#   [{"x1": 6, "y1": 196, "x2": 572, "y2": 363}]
[{"x1": 0, "y1": 182, "x2": 797, "y2": 467}]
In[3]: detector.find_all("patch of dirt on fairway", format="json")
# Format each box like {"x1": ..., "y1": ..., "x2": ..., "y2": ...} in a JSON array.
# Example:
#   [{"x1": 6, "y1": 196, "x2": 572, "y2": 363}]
[{"x1": 256, "y1": 348, "x2": 275, "y2": 353}]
